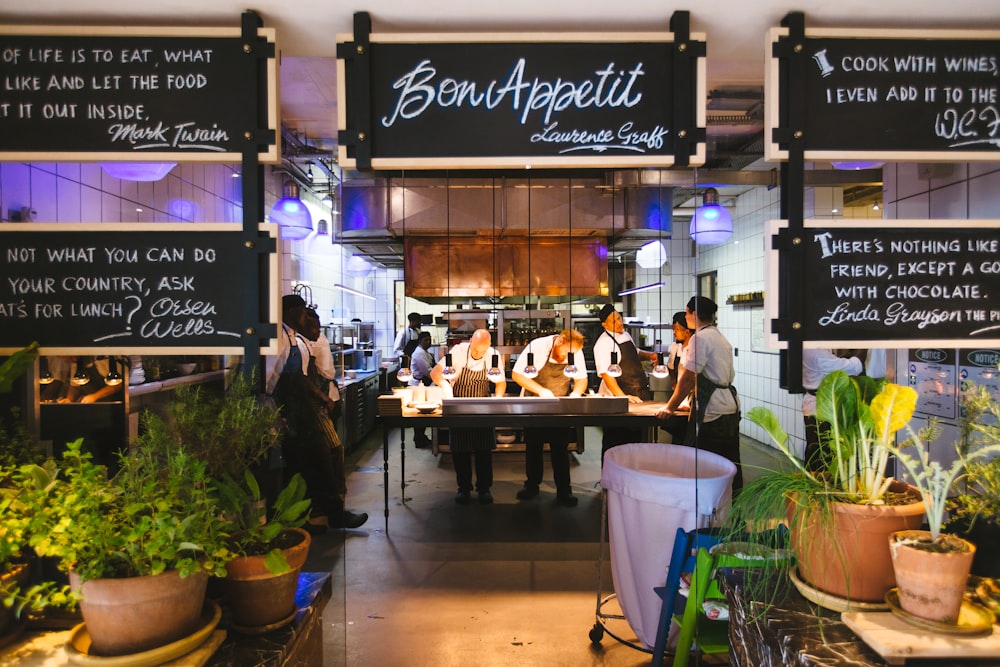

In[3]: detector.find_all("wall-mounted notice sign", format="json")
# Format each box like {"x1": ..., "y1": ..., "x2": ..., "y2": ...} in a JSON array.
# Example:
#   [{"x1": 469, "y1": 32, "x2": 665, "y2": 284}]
[
  {"x1": 0, "y1": 223, "x2": 277, "y2": 355},
  {"x1": 766, "y1": 27, "x2": 1000, "y2": 162},
  {"x1": 337, "y1": 32, "x2": 706, "y2": 169},
  {"x1": 0, "y1": 25, "x2": 279, "y2": 162},
  {"x1": 764, "y1": 220, "x2": 1000, "y2": 349}
]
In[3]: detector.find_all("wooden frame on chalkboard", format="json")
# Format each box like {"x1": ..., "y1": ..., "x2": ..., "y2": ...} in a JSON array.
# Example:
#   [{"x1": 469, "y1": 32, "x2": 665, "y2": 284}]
[
  {"x1": 764, "y1": 219, "x2": 1000, "y2": 350},
  {"x1": 336, "y1": 30, "x2": 707, "y2": 169},
  {"x1": 766, "y1": 26, "x2": 1000, "y2": 163},
  {"x1": 0, "y1": 222, "x2": 279, "y2": 356},
  {"x1": 0, "y1": 24, "x2": 279, "y2": 163}
]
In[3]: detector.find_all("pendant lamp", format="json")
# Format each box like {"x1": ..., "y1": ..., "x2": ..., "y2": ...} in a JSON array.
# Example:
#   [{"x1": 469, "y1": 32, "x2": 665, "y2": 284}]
[
  {"x1": 689, "y1": 187, "x2": 733, "y2": 245},
  {"x1": 100, "y1": 162, "x2": 176, "y2": 181},
  {"x1": 271, "y1": 181, "x2": 313, "y2": 240}
]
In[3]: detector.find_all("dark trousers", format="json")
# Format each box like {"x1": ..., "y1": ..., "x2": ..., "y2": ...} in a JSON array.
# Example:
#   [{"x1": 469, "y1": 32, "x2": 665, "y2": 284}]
[
  {"x1": 286, "y1": 438, "x2": 347, "y2": 518},
  {"x1": 524, "y1": 427, "x2": 572, "y2": 495},
  {"x1": 690, "y1": 413, "x2": 743, "y2": 492},
  {"x1": 453, "y1": 451, "x2": 493, "y2": 493}
]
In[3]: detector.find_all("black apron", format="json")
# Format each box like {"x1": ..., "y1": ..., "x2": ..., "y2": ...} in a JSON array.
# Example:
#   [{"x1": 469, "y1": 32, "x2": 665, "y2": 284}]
[
  {"x1": 449, "y1": 358, "x2": 493, "y2": 453},
  {"x1": 603, "y1": 331, "x2": 651, "y2": 401},
  {"x1": 684, "y1": 366, "x2": 740, "y2": 445}
]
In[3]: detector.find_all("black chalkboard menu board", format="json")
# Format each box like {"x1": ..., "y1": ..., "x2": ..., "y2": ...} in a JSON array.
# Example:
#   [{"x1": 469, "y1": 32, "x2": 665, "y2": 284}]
[
  {"x1": 0, "y1": 25, "x2": 278, "y2": 161},
  {"x1": 0, "y1": 223, "x2": 261, "y2": 353},
  {"x1": 765, "y1": 220, "x2": 1000, "y2": 347},
  {"x1": 766, "y1": 28, "x2": 1000, "y2": 161},
  {"x1": 338, "y1": 34, "x2": 705, "y2": 169}
]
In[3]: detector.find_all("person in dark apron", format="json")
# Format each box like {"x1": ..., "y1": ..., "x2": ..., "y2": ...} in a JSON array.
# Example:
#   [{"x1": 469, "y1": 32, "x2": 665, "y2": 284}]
[
  {"x1": 657, "y1": 296, "x2": 743, "y2": 491},
  {"x1": 512, "y1": 329, "x2": 588, "y2": 507},
  {"x1": 592, "y1": 304, "x2": 659, "y2": 458},
  {"x1": 661, "y1": 311, "x2": 695, "y2": 443},
  {"x1": 271, "y1": 294, "x2": 368, "y2": 530},
  {"x1": 431, "y1": 329, "x2": 506, "y2": 505}
]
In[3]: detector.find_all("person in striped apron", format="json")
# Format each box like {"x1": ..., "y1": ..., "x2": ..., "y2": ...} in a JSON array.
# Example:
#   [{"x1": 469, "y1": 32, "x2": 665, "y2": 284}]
[
  {"x1": 512, "y1": 328, "x2": 589, "y2": 507},
  {"x1": 431, "y1": 329, "x2": 506, "y2": 505}
]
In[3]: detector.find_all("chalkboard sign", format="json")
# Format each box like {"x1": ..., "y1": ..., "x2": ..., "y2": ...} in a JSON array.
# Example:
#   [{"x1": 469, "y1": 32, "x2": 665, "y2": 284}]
[
  {"x1": 0, "y1": 223, "x2": 271, "y2": 354},
  {"x1": 764, "y1": 220, "x2": 1000, "y2": 348},
  {"x1": 338, "y1": 33, "x2": 705, "y2": 169},
  {"x1": 766, "y1": 27, "x2": 1000, "y2": 162},
  {"x1": 0, "y1": 25, "x2": 278, "y2": 162}
]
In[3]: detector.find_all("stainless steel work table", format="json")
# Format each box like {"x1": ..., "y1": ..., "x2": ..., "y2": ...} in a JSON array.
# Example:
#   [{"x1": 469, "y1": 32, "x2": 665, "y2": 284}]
[{"x1": 378, "y1": 398, "x2": 669, "y2": 532}]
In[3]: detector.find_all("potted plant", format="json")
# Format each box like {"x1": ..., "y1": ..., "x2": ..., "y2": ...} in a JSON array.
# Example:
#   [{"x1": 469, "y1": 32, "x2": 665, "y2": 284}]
[
  {"x1": 947, "y1": 383, "x2": 1000, "y2": 578},
  {"x1": 161, "y1": 371, "x2": 313, "y2": 632},
  {"x1": 30, "y1": 434, "x2": 233, "y2": 656},
  {"x1": 725, "y1": 370, "x2": 925, "y2": 607},
  {"x1": 216, "y1": 469, "x2": 312, "y2": 631},
  {"x1": 887, "y1": 393, "x2": 1000, "y2": 624}
]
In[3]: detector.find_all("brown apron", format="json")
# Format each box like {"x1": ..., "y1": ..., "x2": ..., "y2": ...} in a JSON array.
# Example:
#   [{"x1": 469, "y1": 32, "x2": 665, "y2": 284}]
[{"x1": 524, "y1": 341, "x2": 572, "y2": 397}]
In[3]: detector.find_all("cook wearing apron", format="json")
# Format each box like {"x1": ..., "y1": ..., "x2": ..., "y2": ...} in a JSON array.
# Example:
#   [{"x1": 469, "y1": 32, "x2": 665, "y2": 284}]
[
  {"x1": 512, "y1": 330, "x2": 588, "y2": 507},
  {"x1": 593, "y1": 304, "x2": 658, "y2": 458},
  {"x1": 657, "y1": 296, "x2": 743, "y2": 491},
  {"x1": 431, "y1": 329, "x2": 505, "y2": 505},
  {"x1": 270, "y1": 295, "x2": 367, "y2": 530}
]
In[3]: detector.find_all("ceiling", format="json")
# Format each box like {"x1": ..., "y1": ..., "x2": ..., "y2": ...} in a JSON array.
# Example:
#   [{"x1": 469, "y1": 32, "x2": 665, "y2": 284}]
[{"x1": 5, "y1": 1, "x2": 995, "y2": 268}]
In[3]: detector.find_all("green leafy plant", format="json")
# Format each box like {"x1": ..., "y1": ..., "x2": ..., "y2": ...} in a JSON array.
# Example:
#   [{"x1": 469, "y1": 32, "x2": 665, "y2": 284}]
[
  {"x1": 30, "y1": 437, "x2": 233, "y2": 583},
  {"x1": 166, "y1": 372, "x2": 281, "y2": 480},
  {"x1": 216, "y1": 470, "x2": 311, "y2": 574},
  {"x1": 947, "y1": 384, "x2": 1000, "y2": 533},
  {"x1": 160, "y1": 370, "x2": 308, "y2": 574},
  {"x1": 0, "y1": 460, "x2": 76, "y2": 618},
  {"x1": 889, "y1": 414, "x2": 1000, "y2": 543},
  {"x1": 0, "y1": 342, "x2": 39, "y2": 394}
]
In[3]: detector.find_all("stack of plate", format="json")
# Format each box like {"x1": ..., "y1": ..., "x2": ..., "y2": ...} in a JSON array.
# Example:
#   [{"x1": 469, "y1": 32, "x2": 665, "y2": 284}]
[{"x1": 377, "y1": 395, "x2": 403, "y2": 417}]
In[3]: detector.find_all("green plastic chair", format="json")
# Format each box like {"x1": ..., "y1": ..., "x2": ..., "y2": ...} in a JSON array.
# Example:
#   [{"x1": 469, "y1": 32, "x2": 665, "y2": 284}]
[{"x1": 671, "y1": 542, "x2": 790, "y2": 667}]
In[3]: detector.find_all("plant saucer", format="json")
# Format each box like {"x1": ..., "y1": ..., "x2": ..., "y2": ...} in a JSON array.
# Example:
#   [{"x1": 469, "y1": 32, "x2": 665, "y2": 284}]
[
  {"x1": 885, "y1": 588, "x2": 994, "y2": 635},
  {"x1": 64, "y1": 600, "x2": 221, "y2": 666},
  {"x1": 789, "y1": 568, "x2": 890, "y2": 613}
]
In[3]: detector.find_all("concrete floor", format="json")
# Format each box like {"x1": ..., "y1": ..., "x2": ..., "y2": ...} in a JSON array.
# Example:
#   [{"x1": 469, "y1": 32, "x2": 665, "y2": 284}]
[{"x1": 305, "y1": 426, "x2": 786, "y2": 666}]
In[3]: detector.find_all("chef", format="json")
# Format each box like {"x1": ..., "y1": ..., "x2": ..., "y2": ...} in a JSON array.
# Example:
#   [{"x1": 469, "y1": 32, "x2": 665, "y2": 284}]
[
  {"x1": 593, "y1": 303, "x2": 659, "y2": 458},
  {"x1": 430, "y1": 328, "x2": 505, "y2": 505},
  {"x1": 511, "y1": 328, "x2": 588, "y2": 507}
]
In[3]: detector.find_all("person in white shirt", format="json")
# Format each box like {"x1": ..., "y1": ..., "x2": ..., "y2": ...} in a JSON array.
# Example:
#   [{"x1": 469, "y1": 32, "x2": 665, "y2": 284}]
[
  {"x1": 592, "y1": 303, "x2": 658, "y2": 458},
  {"x1": 511, "y1": 328, "x2": 588, "y2": 506},
  {"x1": 430, "y1": 329, "x2": 505, "y2": 505},
  {"x1": 657, "y1": 296, "x2": 743, "y2": 490},
  {"x1": 405, "y1": 331, "x2": 435, "y2": 448},
  {"x1": 392, "y1": 312, "x2": 423, "y2": 359}
]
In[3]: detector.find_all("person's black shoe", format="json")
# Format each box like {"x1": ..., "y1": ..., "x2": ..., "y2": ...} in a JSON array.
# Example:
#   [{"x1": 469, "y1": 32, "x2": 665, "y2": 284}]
[
  {"x1": 455, "y1": 490, "x2": 472, "y2": 505},
  {"x1": 478, "y1": 490, "x2": 494, "y2": 505},
  {"x1": 555, "y1": 493, "x2": 579, "y2": 508},
  {"x1": 331, "y1": 510, "x2": 368, "y2": 529},
  {"x1": 516, "y1": 484, "x2": 540, "y2": 501}
]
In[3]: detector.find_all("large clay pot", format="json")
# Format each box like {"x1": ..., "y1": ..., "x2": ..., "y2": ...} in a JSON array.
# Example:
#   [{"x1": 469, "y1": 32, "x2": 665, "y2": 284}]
[
  {"x1": 223, "y1": 527, "x2": 311, "y2": 632},
  {"x1": 889, "y1": 529, "x2": 975, "y2": 624},
  {"x1": 791, "y1": 482, "x2": 925, "y2": 603},
  {"x1": 70, "y1": 569, "x2": 208, "y2": 656}
]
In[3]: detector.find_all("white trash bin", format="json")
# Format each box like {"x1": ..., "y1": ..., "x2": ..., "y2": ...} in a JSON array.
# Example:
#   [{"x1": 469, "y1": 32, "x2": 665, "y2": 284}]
[{"x1": 601, "y1": 443, "x2": 736, "y2": 649}]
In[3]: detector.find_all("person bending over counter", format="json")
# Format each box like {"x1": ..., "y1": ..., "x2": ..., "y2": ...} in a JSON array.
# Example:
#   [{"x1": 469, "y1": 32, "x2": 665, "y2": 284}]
[
  {"x1": 431, "y1": 329, "x2": 505, "y2": 505},
  {"x1": 512, "y1": 328, "x2": 588, "y2": 507},
  {"x1": 592, "y1": 303, "x2": 658, "y2": 458}
]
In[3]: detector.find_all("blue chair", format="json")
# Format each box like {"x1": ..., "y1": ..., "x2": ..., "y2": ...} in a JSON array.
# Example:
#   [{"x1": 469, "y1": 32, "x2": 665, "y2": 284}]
[{"x1": 650, "y1": 527, "x2": 725, "y2": 665}]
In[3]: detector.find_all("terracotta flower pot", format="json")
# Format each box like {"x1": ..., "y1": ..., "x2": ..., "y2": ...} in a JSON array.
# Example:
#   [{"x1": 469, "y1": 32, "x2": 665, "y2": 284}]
[
  {"x1": 889, "y1": 529, "x2": 975, "y2": 624},
  {"x1": 70, "y1": 569, "x2": 208, "y2": 656},
  {"x1": 791, "y1": 482, "x2": 925, "y2": 603},
  {"x1": 223, "y1": 527, "x2": 311, "y2": 632}
]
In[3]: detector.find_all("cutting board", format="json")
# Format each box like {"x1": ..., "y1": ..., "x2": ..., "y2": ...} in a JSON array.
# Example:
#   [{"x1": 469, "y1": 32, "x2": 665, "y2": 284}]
[{"x1": 842, "y1": 611, "x2": 1000, "y2": 665}]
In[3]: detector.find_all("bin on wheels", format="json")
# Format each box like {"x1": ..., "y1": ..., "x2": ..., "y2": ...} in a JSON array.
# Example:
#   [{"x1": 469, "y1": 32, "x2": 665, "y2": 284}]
[{"x1": 596, "y1": 443, "x2": 736, "y2": 650}]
